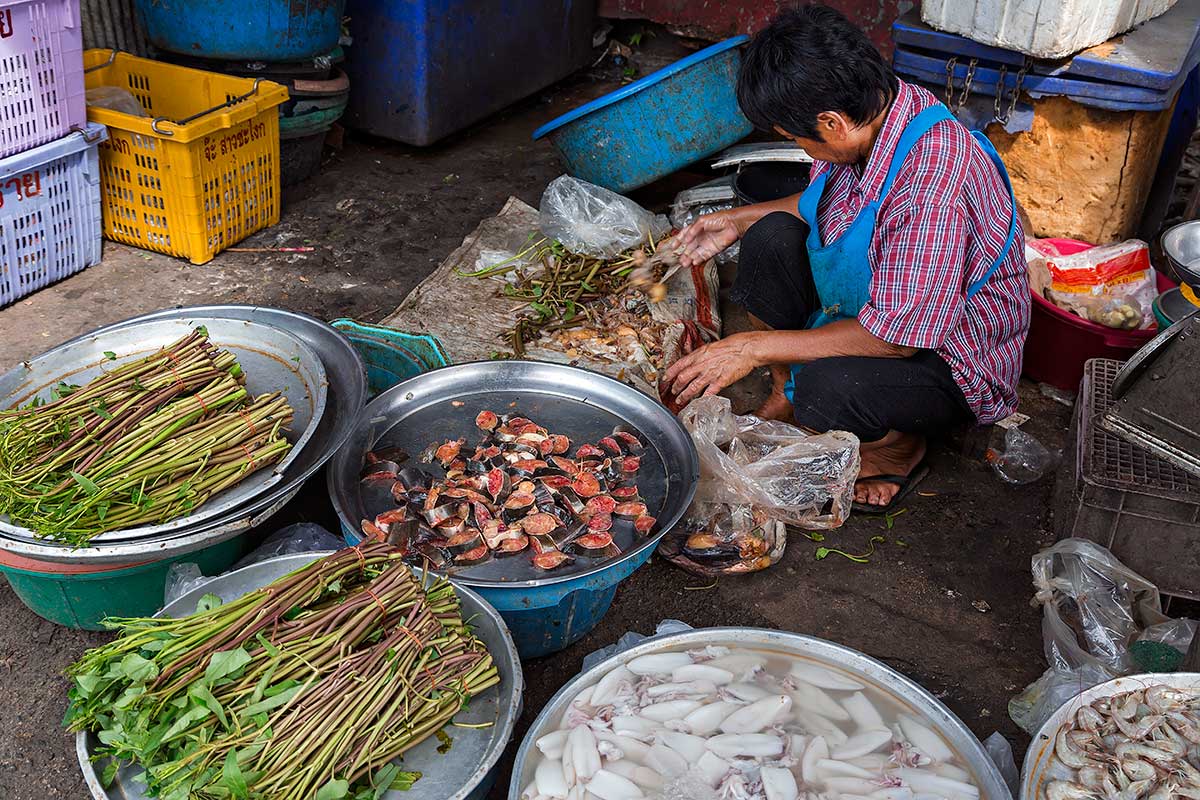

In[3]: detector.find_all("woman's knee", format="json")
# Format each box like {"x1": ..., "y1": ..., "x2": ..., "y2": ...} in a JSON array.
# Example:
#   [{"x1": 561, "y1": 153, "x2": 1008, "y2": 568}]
[{"x1": 741, "y1": 211, "x2": 806, "y2": 264}]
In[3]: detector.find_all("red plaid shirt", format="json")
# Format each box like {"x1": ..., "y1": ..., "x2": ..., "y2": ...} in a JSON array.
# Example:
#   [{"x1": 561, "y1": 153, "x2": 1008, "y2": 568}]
[{"x1": 809, "y1": 80, "x2": 1030, "y2": 423}]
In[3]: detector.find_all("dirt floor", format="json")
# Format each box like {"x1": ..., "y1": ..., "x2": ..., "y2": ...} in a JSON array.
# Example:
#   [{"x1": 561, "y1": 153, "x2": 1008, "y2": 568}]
[{"x1": 0, "y1": 59, "x2": 1074, "y2": 798}]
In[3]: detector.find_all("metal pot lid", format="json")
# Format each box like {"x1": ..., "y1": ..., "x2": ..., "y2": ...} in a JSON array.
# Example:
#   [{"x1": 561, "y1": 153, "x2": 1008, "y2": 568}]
[{"x1": 1112, "y1": 313, "x2": 1200, "y2": 399}]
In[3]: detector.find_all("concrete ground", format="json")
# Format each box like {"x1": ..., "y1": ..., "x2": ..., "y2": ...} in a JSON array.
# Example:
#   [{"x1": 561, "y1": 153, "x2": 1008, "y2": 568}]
[{"x1": 0, "y1": 61, "x2": 1072, "y2": 799}]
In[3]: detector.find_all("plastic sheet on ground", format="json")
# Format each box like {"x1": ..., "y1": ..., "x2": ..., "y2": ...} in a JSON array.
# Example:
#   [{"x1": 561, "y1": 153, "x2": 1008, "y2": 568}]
[
  {"x1": 381, "y1": 196, "x2": 721, "y2": 398},
  {"x1": 1009, "y1": 537, "x2": 1194, "y2": 734},
  {"x1": 658, "y1": 396, "x2": 860, "y2": 577}
]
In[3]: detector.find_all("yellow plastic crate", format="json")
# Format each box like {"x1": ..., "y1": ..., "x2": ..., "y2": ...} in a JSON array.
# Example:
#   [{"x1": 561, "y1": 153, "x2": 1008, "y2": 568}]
[{"x1": 83, "y1": 50, "x2": 289, "y2": 265}]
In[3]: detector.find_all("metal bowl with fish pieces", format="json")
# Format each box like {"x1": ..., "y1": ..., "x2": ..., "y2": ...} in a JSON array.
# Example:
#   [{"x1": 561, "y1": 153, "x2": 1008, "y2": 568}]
[
  {"x1": 510, "y1": 627, "x2": 1011, "y2": 800},
  {"x1": 328, "y1": 360, "x2": 699, "y2": 587},
  {"x1": 1021, "y1": 672, "x2": 1200, "y2": 800},
  {"x1": 76, "y1": 551, "x2": 524, "y2": 800}
]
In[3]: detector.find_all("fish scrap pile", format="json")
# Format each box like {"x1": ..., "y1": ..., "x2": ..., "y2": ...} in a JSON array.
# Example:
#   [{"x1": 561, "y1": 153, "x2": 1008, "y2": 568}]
[
  {"x1": 525, "y1": 646, "x2": 982, "y2": 800},
  {"x1": 1046, "y1": 685, "x2": 1200, "y2": 800},
  {"x1": 360, "y1": 411, "x2": 657, "y2": 572},
  {"x1": 458, "y1": 236, "x2": 678, "y2": 361}
]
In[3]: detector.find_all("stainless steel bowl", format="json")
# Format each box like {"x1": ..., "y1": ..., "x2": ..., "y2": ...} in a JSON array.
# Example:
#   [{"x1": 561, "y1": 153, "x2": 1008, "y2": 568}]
[
  {"x1": 509, "y1": 627, "x2": 1011, "y2": 800},
  {"x1": 327, "y1": 359, "x2": 700, "y2": 587},
  {"x1": 1020, "y1": 672, "x2": 1200, "y2": 800},
  {"x1": 0, "y1": 307, "x2": 368, "y2": 564},
  {"x1": 1161, "y1": 221, "x2": 1200, "y2": 289},
  {"x1": 77, "y1": 551, "x2": 524, "y2": 800}
]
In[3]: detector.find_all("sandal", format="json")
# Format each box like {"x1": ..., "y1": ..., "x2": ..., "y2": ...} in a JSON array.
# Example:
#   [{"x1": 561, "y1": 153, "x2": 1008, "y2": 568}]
[{"x1": 851, "y1": 462, "x2": 931, "y2": 515}]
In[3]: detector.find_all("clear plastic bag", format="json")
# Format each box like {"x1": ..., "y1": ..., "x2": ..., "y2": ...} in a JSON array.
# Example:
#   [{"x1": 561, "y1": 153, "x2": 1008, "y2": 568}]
[
  {"x1": 1033, "y1": 238, "x2": 1157, "y2": 330},
  {"x1": 986, "y1": 427, "x2": 1056, "y2": 484},
  {"x1": 1009, "y1": 538, "x2": 1172, "y2": 733},
  {"x1": 163, "y1": 524, "x2": 345, "y2": 605},
  {"x1": 86, "y1": 86, "x2": 148, "y2": 116},
  {"x1": 659, "y1": 396, "x2": 860, "y2": 576},
  {"x1": 538, "y1": 175, "x2": 670, "y2": 259},
  {"x1": 669, "y1": 200, "x2": 740, "y2": 265}
]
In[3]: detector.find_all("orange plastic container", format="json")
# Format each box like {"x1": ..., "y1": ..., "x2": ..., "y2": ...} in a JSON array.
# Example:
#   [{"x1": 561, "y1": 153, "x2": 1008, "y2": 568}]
[{"x1": 82, "y1": 50, "x2": 288, "y2": 264}]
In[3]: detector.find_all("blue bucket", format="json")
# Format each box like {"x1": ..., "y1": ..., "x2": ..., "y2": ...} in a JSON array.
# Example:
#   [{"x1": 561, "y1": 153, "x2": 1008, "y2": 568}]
[
  {"x1": 341, "y1": 521, "x2": 657, "y2": 659},
  {"x1": 533, "y1": 36, "x2": 753, "y2": 193},
  {"x1": 134, "y1": 0, "x2": 346, "y2": 61},
  {"x1": 330, "y1": 320, "x2": 449, "y2": 398}
]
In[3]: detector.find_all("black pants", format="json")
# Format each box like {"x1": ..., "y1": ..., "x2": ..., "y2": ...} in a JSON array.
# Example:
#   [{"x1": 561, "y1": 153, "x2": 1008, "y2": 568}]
[{"x1": 730, "y1": 211, "x2": 974, "y2": 442}]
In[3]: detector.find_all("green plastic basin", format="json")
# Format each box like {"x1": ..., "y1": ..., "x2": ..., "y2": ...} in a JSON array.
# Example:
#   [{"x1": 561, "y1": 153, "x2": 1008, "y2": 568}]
[{"x1": 0, "y1": 536, "x2": 246, "y2": 630}]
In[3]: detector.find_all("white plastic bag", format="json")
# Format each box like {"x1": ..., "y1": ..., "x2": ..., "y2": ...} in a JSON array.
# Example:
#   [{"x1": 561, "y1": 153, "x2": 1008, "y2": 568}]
[
  {"x1": 581, "y1": 620, "x2": 694, "y2": 672},
  {"x1": 538, "y1": 175, "x2": 669, "y2": 259},
  {"x1": 1031, "y1": 238, "x2": 1157, "y2": 330},
  {"x1": 163, "y1": 524, "x2": 345, "y2": 605},
  {"x1": 86, "y1": 86, "x2": 148, "y2": 116}
]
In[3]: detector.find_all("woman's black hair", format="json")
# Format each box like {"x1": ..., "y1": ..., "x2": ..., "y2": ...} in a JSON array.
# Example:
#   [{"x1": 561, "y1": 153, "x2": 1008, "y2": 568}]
[{"x1": 737, "y1": 4, "x2": 898, "y2": 140}]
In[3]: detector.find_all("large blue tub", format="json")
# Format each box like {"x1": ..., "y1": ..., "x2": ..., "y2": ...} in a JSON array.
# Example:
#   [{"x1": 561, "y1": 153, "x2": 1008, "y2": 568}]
[
  {"x1": 534, "y1": 36, "x2": 754, "y2": 193},
  {"x1": 134, "y1": 0, "x2": 345, "y2": 61},
  {"x1": 343, "y1": 0, "x2": 594, "y2": 146}
]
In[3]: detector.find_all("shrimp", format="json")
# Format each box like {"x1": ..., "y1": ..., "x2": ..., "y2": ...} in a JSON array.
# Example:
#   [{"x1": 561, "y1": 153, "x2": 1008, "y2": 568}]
[{"x1": 1044, "y1": 780, "x2": 1094, "y2": 800}]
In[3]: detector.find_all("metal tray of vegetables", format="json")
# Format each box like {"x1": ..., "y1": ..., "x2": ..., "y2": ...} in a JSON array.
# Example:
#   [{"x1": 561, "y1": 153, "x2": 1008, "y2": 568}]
[
  {"x1": 0, "y1": 317, "x2": 328, "y2": 544},
  {"x1": 75, "y1": 550, "x2": 524, "y2": 800},
  {"x1": 328, "y1": 360, "x2": 700, "y2": 586}
]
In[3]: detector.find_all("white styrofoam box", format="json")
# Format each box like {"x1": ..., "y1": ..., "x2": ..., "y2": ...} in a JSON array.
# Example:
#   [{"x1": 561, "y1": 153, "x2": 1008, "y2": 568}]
[{"x1": 921, "y1": 0, "x2": 1179, "y2": 59}]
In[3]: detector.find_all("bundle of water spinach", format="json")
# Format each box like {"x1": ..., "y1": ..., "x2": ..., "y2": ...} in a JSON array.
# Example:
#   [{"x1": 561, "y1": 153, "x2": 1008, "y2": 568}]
[
  {"x1": 64, "y1": 544, "x2": 500, "y2": 800},
  {"x1": 0, "y1": 329, "x2": 293, "y2": 544}
]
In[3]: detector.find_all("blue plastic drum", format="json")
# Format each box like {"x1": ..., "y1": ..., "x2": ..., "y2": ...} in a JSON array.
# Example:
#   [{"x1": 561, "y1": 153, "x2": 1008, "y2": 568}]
[
  {"x1": 134, "y1": 0, "x2": 346, "y2": 61},
  {"x1": 534, "y1": 37, "x2": 754, "y2": 193}
]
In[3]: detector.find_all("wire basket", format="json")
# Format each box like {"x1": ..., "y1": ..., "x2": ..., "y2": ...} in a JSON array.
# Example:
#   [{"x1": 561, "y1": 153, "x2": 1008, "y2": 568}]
[
  {"x1": 0, "y1": 123, "x2": 106, "y2": 305},
  {"x1": 82, "y1": 49, "x2": 288, "y2": 265}
]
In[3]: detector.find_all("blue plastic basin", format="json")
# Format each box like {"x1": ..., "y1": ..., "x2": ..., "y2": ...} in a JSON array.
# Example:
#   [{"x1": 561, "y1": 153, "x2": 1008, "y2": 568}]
[
  {"x1": 340, "y1": 521, "x2": 657, "y2": 660},
  {"x1": 330, "y1": 319, "x2": 449, "y2": 398},
  {"x1": 134, "y1": 0, "x2": 346, "y2": 61},
  {"x1": 534, "y1": 36, "x2": 754, "y2": 193}
]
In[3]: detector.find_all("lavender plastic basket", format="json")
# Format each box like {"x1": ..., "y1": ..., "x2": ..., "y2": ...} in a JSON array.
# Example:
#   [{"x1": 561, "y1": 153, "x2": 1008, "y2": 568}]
[
  {"x1": 0, "y1": 0, "x2": 87, "y2": 158},
  {"x1": 0, "y1": 122, "x2": 106, "y2": 305}
]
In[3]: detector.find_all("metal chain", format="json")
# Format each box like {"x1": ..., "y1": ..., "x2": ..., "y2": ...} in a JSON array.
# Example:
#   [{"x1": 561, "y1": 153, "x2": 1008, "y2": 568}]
[
  {"x1": 945, "y1": 57, "x2": 958, "y2": 109},
  {"x1": 1004, "y1": 60, "x2": 1030, "y2": 123},
  {"x1": 993, "y1": 65, "x2": 1009, "y2": 122},
  {"x1": 955, "y1": 58, "x2": 978, "y2": 114}
]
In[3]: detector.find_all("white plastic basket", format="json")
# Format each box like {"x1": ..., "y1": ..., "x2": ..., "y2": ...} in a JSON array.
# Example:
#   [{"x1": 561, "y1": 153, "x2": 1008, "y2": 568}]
[
  {"x1": 921, "y1": 0, "x2": 1179, "y2": 60},
  {"x1": 0, "y1": 0, "x2": 87, "y2": 158},
  {"x1": 0, "y1": 122, "x2": 106, "y2": 305}
]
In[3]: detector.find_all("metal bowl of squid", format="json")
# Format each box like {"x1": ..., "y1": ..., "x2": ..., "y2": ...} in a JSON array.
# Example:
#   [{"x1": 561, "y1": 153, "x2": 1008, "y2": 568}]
[
  {"x1": 509, "y1": 627, "x2": 1010, "y2": 800},
  {"x1": 1020, "y1": 672, "x2": 1200, "y2": 800},
  {"x1": 76, "y1": 551, "x2": 524, "y2": 800}
]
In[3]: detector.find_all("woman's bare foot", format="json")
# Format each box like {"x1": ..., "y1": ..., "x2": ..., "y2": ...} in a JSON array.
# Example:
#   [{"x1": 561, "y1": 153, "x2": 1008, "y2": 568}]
[
  {"x1": 754, "y1": 389, "x2": 795, "y2": 422},
  {"x1": 855, "y1": 431, "x2": 926, "y2": 507}
]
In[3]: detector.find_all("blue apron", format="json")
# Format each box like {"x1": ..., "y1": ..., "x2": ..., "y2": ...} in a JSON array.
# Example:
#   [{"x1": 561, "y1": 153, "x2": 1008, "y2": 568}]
[{"x1": 783, "y1": 102, "x2": 1019, "y2": 402}]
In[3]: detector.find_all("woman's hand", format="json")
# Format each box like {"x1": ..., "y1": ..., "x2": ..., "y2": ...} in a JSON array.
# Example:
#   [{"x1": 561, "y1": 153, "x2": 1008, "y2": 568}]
[
  {"x1": 675, "y1": 210, "x2": 742, "y2": 268},
  {"x1": 663, "y1": 333, "x2": 762, "y2": 405}
]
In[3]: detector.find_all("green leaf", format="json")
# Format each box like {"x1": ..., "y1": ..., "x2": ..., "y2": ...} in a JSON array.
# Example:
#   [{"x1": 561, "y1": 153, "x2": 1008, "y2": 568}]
[
  {"x1": 195, "y1": 325, "x2": 209, "y2": 337},
  {"x1": 315, "y1": 779, "x2": 350, "y2": 800},
  {"x1": 203, "y1": 647, "x2": 252, "y2": 685},
  {"x1": 435, "y1": 729, "x2": 453, "y2": 754},
  {"x1": 564, "y1": 299, "x2": 576, "y2": 321},
  {"x1": 103, "y1": 350, "x2": 117, "y2": 361},
  {"x1": 190, "y1": 684, "x2": 229, "y2": 730},
  {"x1": 532, "y1": 285, "x2": 543, "y2": 298},
  {"x1": 96, "y1": 502, "x2": 110, "y2": 522},
  {"x1": 76, "y1": 673, "x2": 102, "y2": 698},
  {"x1": 238, "y1": 684, "x2": 304, "y2": 719},
  {"x1": 222, "y1": 749, "x2": 249, "y2": 799},
  {"x1": 529, "y1": 301, "x2": 552, "y2": 319},
  {"x1": 101, "y1": 759, "x2": 120, "y2": 788},
  {"x1": 263, "y1": 679, "x2": 299, "y2": 698},
  {"x1": 254, "y1": 632, "x2": 280, "y2": 658},
  {"x1": 628, "y1": 31, "x2": 643, "y2": 46},
  {"x1": 70, "y1": 471, "x2": 101, "y2": 496},
  {"x1": 160, "y1": 705, "x2": 210, "y2": 744},
  {"x1": 390, "y1": 771, "x2": 422, "y2": 792},
  {"x1": 196, "y1": 593, "x2": 223, "y2": 613},
  {"x1": 91, "y1": 401, "x2": 113, "y2": 421},
  {"x1": 119, "y1": 653, "x2": 159, "y2": 683}
]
